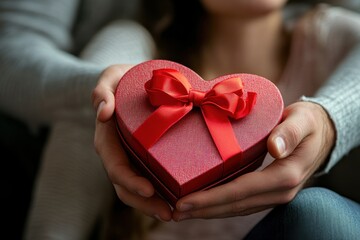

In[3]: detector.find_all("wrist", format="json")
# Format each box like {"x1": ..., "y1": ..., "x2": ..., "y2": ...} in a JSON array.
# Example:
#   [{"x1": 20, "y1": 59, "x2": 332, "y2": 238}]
[{"x1": 307, "y1": 101, "x2": 336, "y2": 172}]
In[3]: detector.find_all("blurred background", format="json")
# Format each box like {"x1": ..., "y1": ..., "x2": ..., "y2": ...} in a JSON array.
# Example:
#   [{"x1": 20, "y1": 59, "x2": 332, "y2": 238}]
[{"x1": 1, "y1": 0, "x2": 360, "y2": 239}]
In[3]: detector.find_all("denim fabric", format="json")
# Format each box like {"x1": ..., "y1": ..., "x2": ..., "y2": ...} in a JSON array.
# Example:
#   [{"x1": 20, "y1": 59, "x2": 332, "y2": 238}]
[{"x1": 246, "y1": 187, "x2": 360, "y2": 240}]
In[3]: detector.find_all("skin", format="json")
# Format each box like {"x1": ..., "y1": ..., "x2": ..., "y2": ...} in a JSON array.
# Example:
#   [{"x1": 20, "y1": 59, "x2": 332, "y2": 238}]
[
  {"x1": 92, "y1": 0, "x2": 335, "y2": 222},
  {"x1": 200, "y1": 0, "x2": 288, "y2": 18},
  {"x1": 198, "y1": 0, "x2": 289, "y2": 81},
  {"x1": 93, "y1": 64, "x2": 173, "y2": 222}
]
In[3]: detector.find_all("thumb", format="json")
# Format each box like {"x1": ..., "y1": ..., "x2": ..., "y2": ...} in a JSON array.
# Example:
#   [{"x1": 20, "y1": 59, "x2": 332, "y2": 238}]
[
  {"x1": 96, "y1": 99, "x2": 114, "y2": 122},
  {"x1": 92, "y1": 64, "x2": 134, "y2": 122},
  {"x1": 92, "y1": 86, "x2": 115, "y2": 122},
  {"x1": 267, "y1": 104, "x2": 312, "y2": 159}
]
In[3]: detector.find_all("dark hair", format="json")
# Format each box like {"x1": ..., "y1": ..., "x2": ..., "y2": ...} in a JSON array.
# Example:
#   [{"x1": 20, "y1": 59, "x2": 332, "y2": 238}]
[{"x1": 138, "y1": 0, "x2": 205, "y2": 68}]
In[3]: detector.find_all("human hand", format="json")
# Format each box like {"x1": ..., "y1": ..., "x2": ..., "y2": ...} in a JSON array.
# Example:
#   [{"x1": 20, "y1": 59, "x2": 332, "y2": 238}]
[
  {"x1": 172, "y1": 101, "x2": 335, "y2": 221},
  {"x1": 92, "y1": 64, "x2": 172, "y2": 222}
]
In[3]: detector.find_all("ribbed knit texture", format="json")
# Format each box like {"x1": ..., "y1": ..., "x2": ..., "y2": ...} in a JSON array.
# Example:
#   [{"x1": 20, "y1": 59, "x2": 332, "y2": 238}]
[
  {"x1": 1, "y1": 1, "x2": 360, "y2": 239},
  {"x1": 0, "y1": 0, "x2": 140, "y2": 125},
  {"x1": 300, "y1": 7, "x2": 360, "y2": 173},
  {"x1": 23, "y1": 20, "x2": 155, "y2": 240}
]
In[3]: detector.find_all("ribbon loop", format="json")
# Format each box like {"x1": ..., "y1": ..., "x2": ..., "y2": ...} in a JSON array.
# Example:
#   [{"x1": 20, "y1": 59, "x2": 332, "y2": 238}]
[{"x1": 133, "y1": 69, "x2": 257, "y2": 161}]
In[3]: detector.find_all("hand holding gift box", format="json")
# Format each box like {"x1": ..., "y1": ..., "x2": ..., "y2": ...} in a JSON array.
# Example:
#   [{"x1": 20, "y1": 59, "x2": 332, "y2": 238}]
[{"x1": 115, "y1": 60, "x2": 284, "y2": 207}]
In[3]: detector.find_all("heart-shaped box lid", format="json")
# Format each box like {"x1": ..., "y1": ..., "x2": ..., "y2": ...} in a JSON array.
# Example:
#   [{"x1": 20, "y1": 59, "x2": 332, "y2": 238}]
[{"x1": 115, "y1": 60, "x2": 283, "y2": 199}]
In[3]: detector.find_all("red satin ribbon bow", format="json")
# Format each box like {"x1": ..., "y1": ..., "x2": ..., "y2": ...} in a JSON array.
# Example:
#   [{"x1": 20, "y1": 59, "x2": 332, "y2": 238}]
[{"x1": 133, "y1": 69, "x2": 257, "y2": 161}]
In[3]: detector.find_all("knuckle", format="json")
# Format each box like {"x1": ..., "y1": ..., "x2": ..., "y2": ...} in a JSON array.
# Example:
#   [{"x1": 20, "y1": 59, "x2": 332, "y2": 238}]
[
  {"x1": 106, "y1": 167, "x2": 119, "y2": 184},
  {"x1": 284, "y1": 123, "x2": 303, "y2": 146},
  {"x1": 191, "y1": 199, "x2": 204, "y2": 210},
  {"x1": 98, "y1": 65, "x2": 119, "y2": 82},
  {"x1": 301, "y1": 107, "x2": 318, "y2": 127},
  {"x1": 231, "y1": 201, "x2": 244, "y2": 214},
  {"x1": 116, "y1": 187, "x2": 131, "y2": 205},
  {"x1": 279, "y1": 167, "x2": 303, "y2": 190},
  {"x1": 105, "y1": 64, "x2": 128, "y2": 77},
  {"x1": 295, "y1": 102, "x2": 320, "y2": 129},
  {"x1": 92, "y1": 83, "x2": 101, "y2": 94},
  {"x1": 232, "y1": 187, "x2": 245, "y2": 202},
  {"x1": 115, "y1": 186, "x2": 125, "y2": 198},
  {"x1": 103, "y1": 65, "x2": 118, "y2": 75},
  {"x1": 230, "y1": 180, "x2": 246, "y2": 201},
  {"x1": 91, "y1": 87, "x2": 101, "y2": 106}
]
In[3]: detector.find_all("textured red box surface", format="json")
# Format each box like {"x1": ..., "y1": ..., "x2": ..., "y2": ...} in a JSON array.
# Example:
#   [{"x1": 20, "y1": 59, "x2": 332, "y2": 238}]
[{"x1": 115, "y1": 60, "x2": 283, "y2": 206}]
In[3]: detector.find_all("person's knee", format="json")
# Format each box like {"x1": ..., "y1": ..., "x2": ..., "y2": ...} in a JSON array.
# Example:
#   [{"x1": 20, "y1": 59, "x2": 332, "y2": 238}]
[
  {"x1": 246, "y1": 187, "x2": 360, "y2": 240},
  {"x1": 283, "y1": 187, "x2": 360, "y2": 239},
  {"x1": 290, "y1": 187, "x2": 341, "y2": 214}
]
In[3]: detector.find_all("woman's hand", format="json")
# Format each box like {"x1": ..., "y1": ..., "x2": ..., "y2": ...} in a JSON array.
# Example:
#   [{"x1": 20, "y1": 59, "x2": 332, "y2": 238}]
[
  {"x1": 92, "y1": 64, "x2": 172, "y2": 222},
  {"x1": 172, "y1": 101, "x2": 335, "y2": 221}
]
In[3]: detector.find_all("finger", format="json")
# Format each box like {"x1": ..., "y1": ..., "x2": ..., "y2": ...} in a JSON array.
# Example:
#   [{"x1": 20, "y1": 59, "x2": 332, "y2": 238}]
[
  {"x1": 267, "y1": 103, "x2": 315, "y2": 159},
  {"x1": 96, "y1": 100, "x2": 114, "y2": 123},
  {"x1": 95, "y1": 119, "x2": 154, "y2": 197},
  {"x1": 203, "y1": 205, "x2": 274, "y2": 219},
  {"x1": 235, "y1": 205, "x2": 274, "y2": 217},
  {"x1": 174, "y1": 201, "x2": 275, "y2": 221},
  {"x1": 92, "y1": 64, "x2": 133, "y2": 121},
  {"x1": 176, "y1": 160, "x2": 300, "y2": 212},
  {"x1": 174, "y1": 185, "x2": 299, "y2": 221},
  {"x1": 115, "y1": 184, "x2": 172, "y2": 222},
  {"x1": 176, "y1": 150, "x2": 310, "y2": 212}
]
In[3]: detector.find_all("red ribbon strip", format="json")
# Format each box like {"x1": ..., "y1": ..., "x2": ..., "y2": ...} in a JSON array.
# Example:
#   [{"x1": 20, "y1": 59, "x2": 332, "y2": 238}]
[{"x1": 133, "y1": 69, "x2": 257, "y2": 161}]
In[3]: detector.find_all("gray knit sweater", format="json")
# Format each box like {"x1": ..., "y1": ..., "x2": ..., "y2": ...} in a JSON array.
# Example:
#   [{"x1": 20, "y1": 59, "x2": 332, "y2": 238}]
[
  {"x1": 0, "y1": 0, "x2": 140, "y2": 125},
  {"x1": 0, "y1": 0, "x2": 359, "y2": 174}
]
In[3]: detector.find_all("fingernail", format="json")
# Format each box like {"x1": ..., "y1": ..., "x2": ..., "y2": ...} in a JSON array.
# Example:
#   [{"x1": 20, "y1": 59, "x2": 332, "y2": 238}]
[
  {"x1": 137, "y1": 190, "x2": 149, "y2": 198},
  {"x1": 177, "y1": 213, "x2": 191, "y2": 221},
  {"x1": 96, "y1": 101, "x2": 105, "y2": 118},
  {"x1": 275, "y1": 136, "x2": 286, "y2": 157},
  {"x1": 153, "y1": 214, "x2": 165, "y2": 222},
  {"x1": 179, "y1": 203, "x2": 193, "y2": 212}
]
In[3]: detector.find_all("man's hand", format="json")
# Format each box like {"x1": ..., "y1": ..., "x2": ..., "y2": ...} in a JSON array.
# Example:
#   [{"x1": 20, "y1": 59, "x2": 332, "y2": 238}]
[{"x1": 173, "y1": 101, "x2": 335, "y2": 221}]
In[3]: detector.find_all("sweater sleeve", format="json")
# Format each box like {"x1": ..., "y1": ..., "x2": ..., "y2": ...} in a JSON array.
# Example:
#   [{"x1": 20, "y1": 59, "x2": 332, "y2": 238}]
[
  {"x1": 301, "y1": 7, "x2": 360, "y2": 174},
  {"x1": 0, "y1": 0, "x2": 103, "y2": 126}
]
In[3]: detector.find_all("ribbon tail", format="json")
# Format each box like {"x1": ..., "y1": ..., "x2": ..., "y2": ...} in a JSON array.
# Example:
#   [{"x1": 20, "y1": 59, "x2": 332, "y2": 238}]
[
  {"x1": 202, "y1": 107, "x2": 242, "y2": 161},
  {"x1": 133, "y1": 105, "x2": 192, "y2": 149}
]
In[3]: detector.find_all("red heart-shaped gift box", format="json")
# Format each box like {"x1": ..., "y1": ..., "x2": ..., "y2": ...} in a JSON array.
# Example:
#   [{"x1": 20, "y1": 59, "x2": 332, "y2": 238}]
[{"x1": 115, "y1": 60, "x2": 283, "y2": 207}]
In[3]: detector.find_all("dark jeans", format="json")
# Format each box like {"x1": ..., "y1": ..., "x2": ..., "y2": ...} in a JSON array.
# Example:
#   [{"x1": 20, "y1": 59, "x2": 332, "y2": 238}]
[{"x1": 246, "y1": 187, "x2": 360, "y2": 240}]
